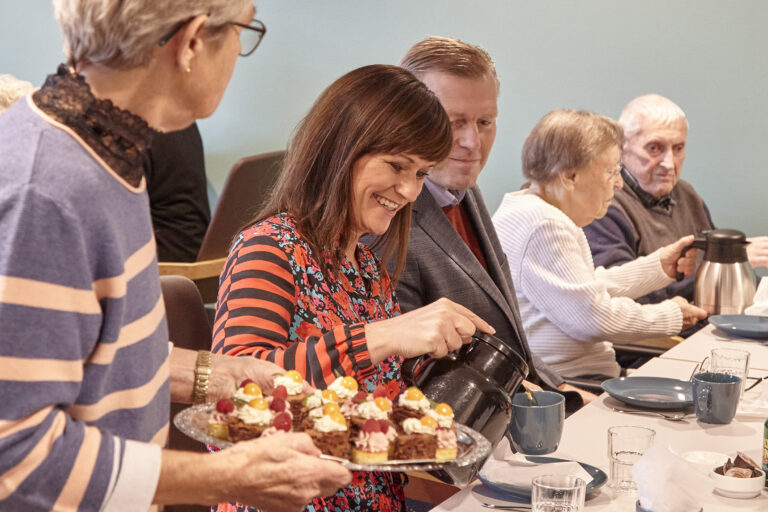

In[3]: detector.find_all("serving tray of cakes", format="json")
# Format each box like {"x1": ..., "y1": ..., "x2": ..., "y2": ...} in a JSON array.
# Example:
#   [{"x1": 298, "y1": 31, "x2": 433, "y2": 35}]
[{"x1": 174, "y1": 370, "x2": 491, "y2": 472}]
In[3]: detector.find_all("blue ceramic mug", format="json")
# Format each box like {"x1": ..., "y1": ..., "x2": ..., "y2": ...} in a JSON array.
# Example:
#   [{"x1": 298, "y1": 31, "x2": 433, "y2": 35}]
[
  {"x1": 508, "y1": 390, "x2": 565, "y2": 455},
  {"x1": 692, "y1": 372, "x2": 741, "y2": 424}
]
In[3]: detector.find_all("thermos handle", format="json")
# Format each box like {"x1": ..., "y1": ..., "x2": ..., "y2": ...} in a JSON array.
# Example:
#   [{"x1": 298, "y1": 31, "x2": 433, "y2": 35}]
[{"x1": 675, "y1": 236, "x2": 707, "y2": 282}]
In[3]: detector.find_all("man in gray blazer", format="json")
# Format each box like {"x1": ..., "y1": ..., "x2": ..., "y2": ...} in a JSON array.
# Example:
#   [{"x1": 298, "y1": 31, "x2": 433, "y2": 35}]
[{"x1": 394, "y1": 37, "x2": 593, "y2": 403}]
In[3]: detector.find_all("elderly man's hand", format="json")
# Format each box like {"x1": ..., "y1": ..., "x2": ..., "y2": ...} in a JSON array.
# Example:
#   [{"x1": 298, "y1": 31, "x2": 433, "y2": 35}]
[
  {"x1": 660, "y1": 235, "x2": 697, "y2": 279},
  {"x1": 209, "y1": 354, "x2": 314, "y2": 402},
  {"x1": 216, "y1": 433, "x2": 351, "y2": 511},
  {"x1": 670, "y1": 296, "x2": 708, "y2": 330},
  {"x1": 747, "y1": 236, "x2": 768, "y2": 269}
]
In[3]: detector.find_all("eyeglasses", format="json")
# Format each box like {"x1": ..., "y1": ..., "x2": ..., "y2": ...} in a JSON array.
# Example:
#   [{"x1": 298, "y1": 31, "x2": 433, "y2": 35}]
[
  {"x1": 230, "y1": 18, "x2": 266, "y2": 56},
  {"x1": 607, "y1": 163, "x2": 622, "y2": 180},
  {"x1": 158, "y1": 17, "x2": 266, "y2": 57}
]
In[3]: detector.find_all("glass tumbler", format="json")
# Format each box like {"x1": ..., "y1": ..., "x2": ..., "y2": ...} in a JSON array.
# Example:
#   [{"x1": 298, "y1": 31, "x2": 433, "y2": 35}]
[
  {"x1": 710, "y1": 348, "x2": 750, "y2": 397},
  {"x1": 607, "y1": 425, "x2": 655, "y2": 492},
  {"x1": 531, "y1": 474, "x2": 586, "y2": 512}
]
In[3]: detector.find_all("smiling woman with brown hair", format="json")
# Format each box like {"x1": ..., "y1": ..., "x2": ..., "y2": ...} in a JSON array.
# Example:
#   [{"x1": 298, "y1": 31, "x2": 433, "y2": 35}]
[{"x1": 213, "y1": 64, "x2": 496, "y2": 512}]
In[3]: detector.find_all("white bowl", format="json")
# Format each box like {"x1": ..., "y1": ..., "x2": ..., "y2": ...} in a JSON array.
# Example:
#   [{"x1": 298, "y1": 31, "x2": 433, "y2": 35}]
[
  {"x1": 709, "y1": 467, "x2": 766, "y2": 499},
  {"x1": 681, "y1": 450, "x2": 729, "y2": 476}
]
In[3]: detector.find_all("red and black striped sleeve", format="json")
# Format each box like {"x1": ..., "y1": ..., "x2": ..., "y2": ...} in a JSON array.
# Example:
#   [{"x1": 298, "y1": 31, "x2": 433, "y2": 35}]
[{"x1": 211, "y1": 233, "x2": 375, "y2": 387}]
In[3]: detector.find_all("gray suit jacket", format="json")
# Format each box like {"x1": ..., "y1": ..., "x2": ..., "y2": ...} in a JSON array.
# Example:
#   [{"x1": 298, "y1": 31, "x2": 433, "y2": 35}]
[{"x1": 391, "y1": 185, "x2": 564, "y2": 388}]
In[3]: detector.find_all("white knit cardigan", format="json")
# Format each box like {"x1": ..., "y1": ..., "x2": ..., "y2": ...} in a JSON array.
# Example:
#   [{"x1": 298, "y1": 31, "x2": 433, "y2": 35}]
[{"x1": 492, "y1": 192, "x2": 683, "y2": 378}]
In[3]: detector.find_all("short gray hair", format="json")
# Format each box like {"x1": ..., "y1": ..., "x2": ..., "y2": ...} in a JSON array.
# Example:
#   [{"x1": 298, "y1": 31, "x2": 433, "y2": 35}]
[
  {"x1": 618, "y1": 94, "x2": 688, "y2": 140},
  {"x1": 522, "y1": 109, "x2": 623, "y2": 182},
  {"x1": 53, "y1": 0, "x2": 251, "y2": 69},
  {"x1": 0, "y1": 74, "x2": 33, "y2": 114}
]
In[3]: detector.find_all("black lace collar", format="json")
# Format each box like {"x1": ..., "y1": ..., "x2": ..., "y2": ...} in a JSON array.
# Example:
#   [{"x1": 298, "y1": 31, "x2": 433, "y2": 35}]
[
  {"x1": 620, "y1": 166, "x2": 674, "y2": 211},
  {"x1": 32, "y1": 64, "x2": 157, "y2": 187}
]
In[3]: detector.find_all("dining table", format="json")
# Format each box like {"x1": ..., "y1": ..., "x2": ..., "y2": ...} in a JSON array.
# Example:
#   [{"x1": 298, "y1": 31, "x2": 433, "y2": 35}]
[
  {"x1": 429, "y1": 323, "x2": 768, "y2": 511},
  {"x1": 662, "y1": 323, "x2": 768, "y2": 370}
]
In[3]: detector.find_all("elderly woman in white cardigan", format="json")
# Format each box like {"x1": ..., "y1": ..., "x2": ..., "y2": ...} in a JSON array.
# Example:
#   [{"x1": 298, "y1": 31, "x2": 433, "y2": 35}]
[{"x1": 492, "y1": 109, "x2": 707, "y2": 379}]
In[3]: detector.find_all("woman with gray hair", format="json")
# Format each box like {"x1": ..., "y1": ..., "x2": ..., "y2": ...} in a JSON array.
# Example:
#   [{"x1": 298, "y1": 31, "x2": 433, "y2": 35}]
[
  {"x1": 492, "y1": 109, "x2": 707, "y2": 379},
  {"x1": 0, "y1": 1, "x2": 349, "y2": 511}
]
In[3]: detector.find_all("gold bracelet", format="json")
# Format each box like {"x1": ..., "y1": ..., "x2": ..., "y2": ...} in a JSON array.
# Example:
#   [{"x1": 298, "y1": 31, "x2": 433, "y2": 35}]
[{"x1": 193, "y1": 350, "x2": 212, "y2": 405}]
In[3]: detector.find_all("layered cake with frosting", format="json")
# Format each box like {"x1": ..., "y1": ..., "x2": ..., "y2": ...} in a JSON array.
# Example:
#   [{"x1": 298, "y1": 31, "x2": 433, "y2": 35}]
[
  {"x1": 205, "y1": 378, "x2": 461, "y2": 463},
  {"x1": 352, "y1": 418, "x2": 397, "y2": 463},
  {"x1": 299, "y1": 388, "x2": 339, "y2": 429},
  {"x1": 392, "y1": 386, "x2": 432, "y2": 427},
  {"x1": 393, "y1": 416, "x2": 438, "y2": 460},
  {"x1": 429, "y1": 403, "x2": 458, "y2": 461},
  {"x1": 273, "y1": 370, "x2": 309, "y2": 422},
  {"x1": 305, "y1": 402, "x2": 350, "y2": 458}
]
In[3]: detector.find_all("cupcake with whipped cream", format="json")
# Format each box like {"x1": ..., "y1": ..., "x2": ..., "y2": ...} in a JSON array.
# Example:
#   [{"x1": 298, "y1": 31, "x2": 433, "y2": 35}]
[
  {"x1": 273, "y1": 370, "x2": 309, "y2": 420},
  {"x1": 305, "y1": 402, "x2": 350, "y2": 458},
  {"x1": 228, "y1": 396, "x2": 275, "y2": 441},
  {"x1": 231, "y1": 379, "x2": 263, "y2": 407},
  {"x1": 429, "y1": 403, "x2": 458, "y2": 461},
  {"x1": 352, "y1": 418, "x2": 394, "y2": 463},
  {"x1": 207, "y1": 398, "x2": 238, "y2": 441},
  {"x1": 392, "y1": 386, "x2": 432, "y2": 427},
  {"x1": 299, "y1": 388, "x2": 339, "y2": 429},
  {"x1": 393, "y1": 415, "x2": 438, "y2": 460},
  {"x1": 350, "y1": 396, "x2": 392, "y2": 435}
]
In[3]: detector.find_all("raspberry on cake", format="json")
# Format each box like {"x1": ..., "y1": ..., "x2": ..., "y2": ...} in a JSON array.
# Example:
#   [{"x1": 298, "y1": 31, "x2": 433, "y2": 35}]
[
  {"x1": 273, "y1": 370, "x2": 309, "y2": 420},
  {"x1": 393, "y1": 415, "x2": 438, "y2": 460},
  {"x1": 392, "y1": 386, "x2": 432, "y2": 426},
  {"x1": 228, "y1": 397, "x2": 274, "y2": 441},
  {"x1": 430, "y1": 403, "x2": 458, "y2": 461},
  {"x1": 305, "y1": 403, "x2": 350, "y2": 459},
  {"x1": 259, "y1": 411, "x2": 293, "y2": 438},
  {"x1": 350, "y1": 396, "x2": 392, "y2": 434},
  {"x1": 207, "y1": 398, "x2": 237, "y2": 441},
  {"x1": 352, "y1": 419, "x2": 392, "y2": 463}
]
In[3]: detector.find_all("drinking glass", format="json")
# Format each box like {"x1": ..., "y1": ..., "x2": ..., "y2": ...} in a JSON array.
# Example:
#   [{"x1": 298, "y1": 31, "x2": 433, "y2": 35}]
[
  {"x1": 531, "y1": 474, "x2": 586, "y2": 512},
  {"x1": 607, "y1": 426, "x2": 655, "y2": 492},
  {"x1": 710, "y1": 348, "x2": 750, "y2": 397}
]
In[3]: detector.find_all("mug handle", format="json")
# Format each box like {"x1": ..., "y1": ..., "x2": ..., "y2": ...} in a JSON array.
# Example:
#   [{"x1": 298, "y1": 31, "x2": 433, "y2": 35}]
[{"x1": 696, "y1": 385, "x2": 710, "y2": 412}]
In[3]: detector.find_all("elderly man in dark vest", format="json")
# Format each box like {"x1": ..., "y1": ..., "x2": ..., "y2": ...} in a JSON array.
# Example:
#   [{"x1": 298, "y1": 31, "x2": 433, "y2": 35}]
[
  {"x1": 584, "y1": 94, "x2": 768, "y2": 305},
  {"x1": 382, "y1": 36, "x2": 594, "y2": 406}
]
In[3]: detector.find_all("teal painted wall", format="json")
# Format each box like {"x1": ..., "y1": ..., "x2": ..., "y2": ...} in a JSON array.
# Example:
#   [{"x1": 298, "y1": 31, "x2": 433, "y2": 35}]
[{"x1": 2, "y1": 1, "x2": 766, "y2": 238}]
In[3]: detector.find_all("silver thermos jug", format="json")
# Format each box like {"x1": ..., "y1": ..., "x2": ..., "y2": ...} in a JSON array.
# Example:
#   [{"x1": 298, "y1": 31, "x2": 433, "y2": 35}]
[{"x1": 679, "y1": 229, "x2": 757, "y2": 315}]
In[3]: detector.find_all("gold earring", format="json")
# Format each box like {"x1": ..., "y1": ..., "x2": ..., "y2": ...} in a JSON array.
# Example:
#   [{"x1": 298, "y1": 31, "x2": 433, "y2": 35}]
[{"x1": 185, "y1": 66, "x2": 191, "y2": 73}]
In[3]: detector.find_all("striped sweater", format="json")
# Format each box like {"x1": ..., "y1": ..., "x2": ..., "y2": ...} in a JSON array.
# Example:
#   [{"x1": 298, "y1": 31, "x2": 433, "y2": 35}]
[
  {"x1": 0, "y1": 98, "x2": 169, "y2": 510},
  {"x1": 212, "y1": 213, "x2": 407, "y2": 512},
  {"x1": 492, "y1": 192, "x2": 682, "y2": 378}
]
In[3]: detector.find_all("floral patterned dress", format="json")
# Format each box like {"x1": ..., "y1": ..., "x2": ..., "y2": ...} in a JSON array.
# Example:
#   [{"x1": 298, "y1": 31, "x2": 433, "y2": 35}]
[{"x1": 212, "y1": 212, "x2": 407, "y2": 512}]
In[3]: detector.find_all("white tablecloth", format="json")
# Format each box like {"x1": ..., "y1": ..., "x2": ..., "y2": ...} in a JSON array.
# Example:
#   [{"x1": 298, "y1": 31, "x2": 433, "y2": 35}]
[
  {"x1": 430, "y1": 356, "x2": 768, "y2": 511},
  {"x1": 662, "y1": 324, "x2": 768, "y2": 370}
]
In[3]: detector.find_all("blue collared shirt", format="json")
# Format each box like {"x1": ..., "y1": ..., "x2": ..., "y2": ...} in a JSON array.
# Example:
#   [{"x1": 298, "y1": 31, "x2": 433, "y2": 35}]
[{"x1": 424, "y1": 178, "x2": 466, "y2": 208}]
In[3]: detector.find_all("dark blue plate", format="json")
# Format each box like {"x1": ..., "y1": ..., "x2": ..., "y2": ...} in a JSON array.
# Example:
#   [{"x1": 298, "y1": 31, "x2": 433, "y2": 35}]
[
  {"x1": 477, "y1": 456, "x2": 607, "y2": 501},
  {"x1": 601, "y1": 376, "x2": 693, "y2": 410},
  {"x1": 710, "y1": 314, "x2": 768, "y2": 340}
]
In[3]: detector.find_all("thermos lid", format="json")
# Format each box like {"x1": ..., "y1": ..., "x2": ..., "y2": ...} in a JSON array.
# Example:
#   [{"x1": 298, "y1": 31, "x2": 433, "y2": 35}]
[{"x1": 707, "y1": 229, "x2": 747, "y2": 244}]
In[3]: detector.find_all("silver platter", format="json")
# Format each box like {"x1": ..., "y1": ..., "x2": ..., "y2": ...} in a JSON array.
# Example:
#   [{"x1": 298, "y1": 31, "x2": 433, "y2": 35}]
[{"x1": 174, "y1": 403, "x2": 491, "y2": 472}]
